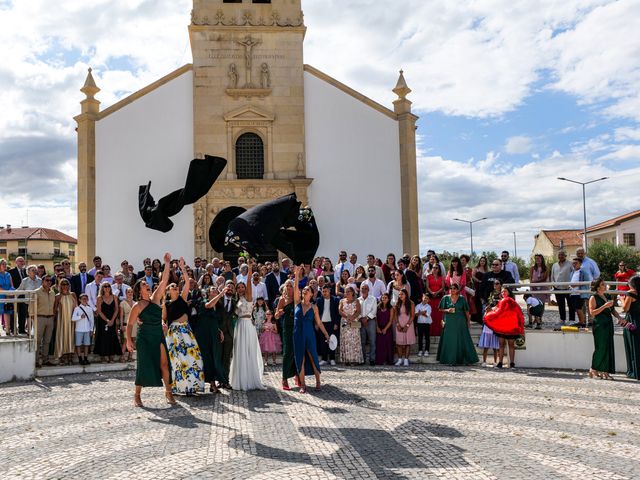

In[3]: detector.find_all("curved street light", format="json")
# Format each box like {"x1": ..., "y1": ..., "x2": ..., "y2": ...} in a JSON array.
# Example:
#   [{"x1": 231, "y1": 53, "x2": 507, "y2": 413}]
[{"x1": 453, "y1": 217, "x2": 488, "y2": 256}]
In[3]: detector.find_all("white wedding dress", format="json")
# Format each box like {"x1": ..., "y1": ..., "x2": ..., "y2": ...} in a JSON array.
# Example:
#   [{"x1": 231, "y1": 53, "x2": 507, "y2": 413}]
[{"x1": 229, "y1": 296, "x2": 266, "y2": 391}]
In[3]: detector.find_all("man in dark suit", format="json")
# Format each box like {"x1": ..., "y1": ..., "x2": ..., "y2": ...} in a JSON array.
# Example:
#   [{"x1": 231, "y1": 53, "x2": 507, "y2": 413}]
[
  {"x1": 139, "y1": 265, "x2": 159, "y2": 291},
  {"x1": 265, "y1": 261, "x2": 288, "y2": 308},
  {"x1": 136, "y1": 258, "x2": 152, "y2": 279},
  {"x1": 316, "y1": 285, "x2": 340, "y2": 365},
  {"x1": 216, "y1": 281, "x2": 236, "y2": 388},
  {"x1": 9, "y1": 256, "x2": 27, "y2": 333},
  {"x1": 398, "y1": 257, "x2": 423, "y2": 305},
  {"x1": 70, "y1": 262, "x2": 94, "y2": 300}
]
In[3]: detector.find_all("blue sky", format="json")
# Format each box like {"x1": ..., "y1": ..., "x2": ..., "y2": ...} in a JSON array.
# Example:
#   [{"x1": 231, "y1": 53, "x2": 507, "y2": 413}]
[{"x1": 0, "y1": 0, "x2": 639, "y2": 259}]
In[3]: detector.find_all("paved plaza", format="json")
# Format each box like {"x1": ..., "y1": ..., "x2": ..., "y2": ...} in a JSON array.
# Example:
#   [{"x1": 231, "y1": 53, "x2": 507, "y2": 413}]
[{"x1": 1, "y1": 365, "x2": 639, "y2": 479}]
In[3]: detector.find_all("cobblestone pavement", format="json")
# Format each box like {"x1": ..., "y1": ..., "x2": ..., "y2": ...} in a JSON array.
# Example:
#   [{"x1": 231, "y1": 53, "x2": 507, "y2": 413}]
[{"x1": 1, "y1": 365, "x2": 639, "y2": 479}]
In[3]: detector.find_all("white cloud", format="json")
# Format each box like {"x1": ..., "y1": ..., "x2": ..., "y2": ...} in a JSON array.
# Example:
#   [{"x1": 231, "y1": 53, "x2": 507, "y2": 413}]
[
  {"x1": 504, "y1": 135, "x2": 533, "y2": 154},
  {"x1": 417, "y1": 149, "x2": 638, "y2": 256}
]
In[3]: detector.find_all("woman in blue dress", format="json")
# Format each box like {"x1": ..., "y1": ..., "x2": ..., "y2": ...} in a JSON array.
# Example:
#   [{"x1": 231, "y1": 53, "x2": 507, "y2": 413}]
[{"x1": 293, "y1": 266, "x2": 330, "y2": 393}]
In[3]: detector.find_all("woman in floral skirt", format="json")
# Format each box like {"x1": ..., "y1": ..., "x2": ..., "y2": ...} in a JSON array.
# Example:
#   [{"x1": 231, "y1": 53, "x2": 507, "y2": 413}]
[
  {"x1": 339, "y1": 286, "x2": 362, "y2": 365},
  {"x1": 163, "y1": 258, "x2": 205, "y2": 395}
]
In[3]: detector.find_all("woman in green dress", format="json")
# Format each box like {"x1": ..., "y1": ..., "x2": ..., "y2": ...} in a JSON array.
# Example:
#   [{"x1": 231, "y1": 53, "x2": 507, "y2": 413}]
[
  {"x1": 437, "y1": 283, "x2": 479, "y2": 365},
  {"x1": 275, "y1": 280, "x2": 299, "y2": 390},
  {"x1": 588, "y1": 278, "x2": 623, "y2": 380},
  {"x1": 622, "y1": 275, "x2": 640, "y2": 380},
  {"x1": 195, "y1": 287, "x2": 227, "y2": 393},
  {"x1": 126, "y1": 252, "x2": 174, "y2": 407}
]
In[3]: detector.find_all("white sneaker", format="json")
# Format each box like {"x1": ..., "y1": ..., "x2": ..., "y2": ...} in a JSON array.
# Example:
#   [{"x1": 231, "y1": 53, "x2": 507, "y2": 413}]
[
  {"x1": 403, "y1": 358, "x2": 409, "y2": 367},
  {"x1": 319, "y1": 360, "x2": 327, "y2": 366},
  {"x1": 330, "y1": 360, "x2": 336, "y2": 366},
  {"x1": 395, "y1": 358, "x2": 403, "y2": 366},
  {"x1": 481, "y1": 362, "x2": 487, "y2": 367},
  {"x1": 424, "y1": 351, "x2": 429, "y2": 357},
  {"x1": 417, "y1": 351, "x2": 423, "y2": 357}
]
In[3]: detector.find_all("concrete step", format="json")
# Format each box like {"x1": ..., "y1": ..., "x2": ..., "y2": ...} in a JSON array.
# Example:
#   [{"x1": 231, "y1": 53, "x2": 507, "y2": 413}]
[{"x1": 37, "y1": 361, "x2": 135, "y2": 377}]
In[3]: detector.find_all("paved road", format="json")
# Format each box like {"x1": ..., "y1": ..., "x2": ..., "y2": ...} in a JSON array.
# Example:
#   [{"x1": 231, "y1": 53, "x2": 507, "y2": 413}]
[{"x1": 1, "y1": 365, "x2": 639, "y2": 479}]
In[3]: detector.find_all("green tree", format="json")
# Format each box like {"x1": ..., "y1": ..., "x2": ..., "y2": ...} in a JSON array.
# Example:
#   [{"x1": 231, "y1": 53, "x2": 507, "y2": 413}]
[
  {"x1": 587, "y1": 242, "x2": 640, "y2": 280},
  {"x1": 512, "y1": 256, "x2": 529, "y2": 281}
]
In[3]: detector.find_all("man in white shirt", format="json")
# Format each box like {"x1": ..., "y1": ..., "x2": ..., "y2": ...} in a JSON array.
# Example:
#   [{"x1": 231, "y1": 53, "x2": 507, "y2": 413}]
[
  {"x1": 550, "y1": 251, "x2": 572, "y2": 323},
  {"x1": 500, "y1": 251, "x2": 520, "y2": 283},
  {"x1": 348, "y1": 253, "x2": 361, "y2": 274},
  {"x1": 85, "y1": 270, "x2": 104, "y2": 312},
  {"x1": 335, "y1": 250, "x2": 354, "y2": 277},
  {"x1": 72, "y1": 293, "x2": 95, "y2": 365},
  {"x1": 366, "y1": 254, "x2": 385, "y2": 281},
  {"x1": 415, "y1": 294, "x2": 432, "y2": 356},
  {"x1": 236, "y1": 264, "x2": 249, "y2": 285},
  {"x1": 362, "y1": 266, "x2": 387, "y2": 299},
  {"x1": 112, "y1": 273, "x2": 130, "y2": 301},
  {"x1": 576, "y1": 247, "x2": 600, "y2": 279},
  {"x1": 358, "y1": 283, "x2": 378, "y2": 366},
  {"x1": 250, "y1": 272, "x2": 268, "y2": 301}
]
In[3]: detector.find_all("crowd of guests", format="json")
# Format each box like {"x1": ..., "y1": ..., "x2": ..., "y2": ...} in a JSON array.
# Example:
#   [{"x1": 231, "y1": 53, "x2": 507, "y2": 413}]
[{"x1": 0, "y1": 246, "x2": 638, "y2": 392}]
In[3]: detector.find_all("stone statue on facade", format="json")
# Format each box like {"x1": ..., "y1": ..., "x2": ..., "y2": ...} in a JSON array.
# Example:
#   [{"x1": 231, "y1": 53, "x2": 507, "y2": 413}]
[
  {"x1": 260, "y1": 63, "x2": 271, "y2": 89},
  {"x1": 228, "y1": 63, "x2": 238, "y2": 88}
]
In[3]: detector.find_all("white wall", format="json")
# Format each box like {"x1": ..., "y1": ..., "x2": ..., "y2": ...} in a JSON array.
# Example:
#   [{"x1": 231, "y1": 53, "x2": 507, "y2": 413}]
[
  {"x1": 95, "y1": 71, "x2": 194, "y2": 269},
  {"x1": 515, "y1": 330, "x2": 627, "y2": 373},
  {"x1": 304, "y1": 72, "x2": 403, "y2": 260},
  {"x1": 0, "y1": 338, "x2": 35, "y2": 383}
]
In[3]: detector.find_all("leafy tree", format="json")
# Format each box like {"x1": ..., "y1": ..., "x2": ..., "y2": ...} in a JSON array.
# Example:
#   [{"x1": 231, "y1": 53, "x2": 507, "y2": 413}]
[{"x1": 587, "y1": 242, "x2": 640, "y2": 280}]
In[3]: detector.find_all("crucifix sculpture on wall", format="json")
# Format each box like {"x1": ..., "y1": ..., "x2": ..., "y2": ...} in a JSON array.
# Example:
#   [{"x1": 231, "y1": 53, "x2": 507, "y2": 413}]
[{"x1": 236, "y1": 35, "x2": 262, "y2": 88}]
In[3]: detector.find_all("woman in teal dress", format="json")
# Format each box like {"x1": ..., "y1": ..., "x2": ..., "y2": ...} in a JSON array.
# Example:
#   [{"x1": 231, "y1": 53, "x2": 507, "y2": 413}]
[
  {"x1": 437, "y1": 284, "x2": 478, "y2": 365},
  {"x1": 275, "y1": 280, "x2": 299, "y2": 390},
  {"x1": 126, "y1": 253, "x2": 175, "y2": 407},
  {"x1": 622, "y1": 276, "x2": 640, "y2": 380},
  {"x1": 588, "y1": 278, "x2": 623, "y2": 379},
  {"x1": 293, "y1": 266, "x2": 330, "y2": 393},
  {"x1": 195, "y1": 287, "x2": 227, "y2": 393}
]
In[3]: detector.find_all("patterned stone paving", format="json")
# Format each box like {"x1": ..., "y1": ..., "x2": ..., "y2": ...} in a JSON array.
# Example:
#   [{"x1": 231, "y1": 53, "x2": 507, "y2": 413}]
[{"x1": 1, "y1": 365, "x2": 639, "y2": 479}]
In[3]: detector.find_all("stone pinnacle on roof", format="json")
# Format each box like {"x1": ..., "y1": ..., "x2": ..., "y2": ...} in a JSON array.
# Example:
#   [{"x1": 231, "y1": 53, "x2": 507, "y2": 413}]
[
  {"x1": 81, "y1": 67, "x2": 100, "y2": 99},
  {"x1": 393, "y1": 69, "x2": 411, "y2": 100}
]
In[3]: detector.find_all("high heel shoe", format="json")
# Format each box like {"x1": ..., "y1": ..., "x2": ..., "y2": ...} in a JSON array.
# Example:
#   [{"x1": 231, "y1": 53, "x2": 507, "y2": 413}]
[
  {"x1": 299, "y1": 383, "x2": 307, "y2": 394},
  {"x1": 134, "y1": 393, "x2": 143, "y2": 407},
  {"x1": 282, "y1": 380, "x2": 291, "y2": 391},
  {"x1": 588, "y1": 369, "x2": 597, "y2": 378},
  {"x1": 165, "y1": 389, "x2": 177, "y2": 405}
]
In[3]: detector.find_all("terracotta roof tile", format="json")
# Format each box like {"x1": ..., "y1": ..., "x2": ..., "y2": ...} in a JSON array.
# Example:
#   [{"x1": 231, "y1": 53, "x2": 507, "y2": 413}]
[
  {"x1": 540, "y1": 229, "x2": 583, "y2": 248},
  {"x1": 0, "y1": 227, "x2": 77, "y2": 243},
  {"x1": 587, "y1": 209, "x2": 640, "y2": 232}
]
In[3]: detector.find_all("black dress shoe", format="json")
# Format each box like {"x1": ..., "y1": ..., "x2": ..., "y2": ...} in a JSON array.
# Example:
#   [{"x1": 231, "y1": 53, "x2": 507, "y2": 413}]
[{"x1": 369, "y1": 361, "x2": 375, "y2": 366}]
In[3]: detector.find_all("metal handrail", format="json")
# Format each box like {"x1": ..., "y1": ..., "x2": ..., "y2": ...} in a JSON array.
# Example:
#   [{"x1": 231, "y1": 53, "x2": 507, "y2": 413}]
[{"x1": 0, "y1": 290, "x2": 38, "y2": 353}]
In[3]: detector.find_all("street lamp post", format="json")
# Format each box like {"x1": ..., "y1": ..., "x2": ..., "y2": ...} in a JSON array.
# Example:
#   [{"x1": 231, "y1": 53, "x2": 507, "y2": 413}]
[
  {"x1": 557, "y1": 177, "x2": 608, "y2": 252},
  {"x1": 453, "y1": 217, "x2": 488, "y2": 256}
]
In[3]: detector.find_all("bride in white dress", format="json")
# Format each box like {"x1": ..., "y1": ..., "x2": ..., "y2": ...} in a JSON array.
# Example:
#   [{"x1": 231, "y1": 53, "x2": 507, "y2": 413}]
[{"x1": 229, "y1": 262, "x2": 266, "y2": 391}]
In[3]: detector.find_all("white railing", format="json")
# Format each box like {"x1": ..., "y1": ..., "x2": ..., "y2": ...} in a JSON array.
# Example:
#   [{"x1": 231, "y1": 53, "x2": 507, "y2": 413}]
[
  {"x1": 0, "y1": 290, "x2": 38, "y2": 351},
  {"x1": 503, "y1": 280, "x2": 629, "y2": 295}
]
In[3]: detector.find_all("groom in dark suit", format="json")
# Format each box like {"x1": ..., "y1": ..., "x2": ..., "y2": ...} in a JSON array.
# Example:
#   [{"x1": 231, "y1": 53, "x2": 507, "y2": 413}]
[
  {"x1": 265, "y1": 261, "x2": 288, "y2": 309},
  {"x1": 316, "y1": 285, "x2": 340, "y2": 365},
  {"x1": 217, "y1": 281, "x2": 236, "y2": 388}
]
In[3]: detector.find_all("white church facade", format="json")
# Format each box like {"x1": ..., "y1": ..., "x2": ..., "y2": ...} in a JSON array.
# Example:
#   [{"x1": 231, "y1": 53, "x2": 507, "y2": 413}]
[{"x1": 75, "y1": 0, "x2": 419, "y2": 266}]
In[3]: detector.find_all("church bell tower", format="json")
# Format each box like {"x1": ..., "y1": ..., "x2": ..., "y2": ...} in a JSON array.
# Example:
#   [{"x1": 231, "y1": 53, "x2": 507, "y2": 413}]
[{"x1": 189, "y1": 0, "x2": 310, "y2": 260}]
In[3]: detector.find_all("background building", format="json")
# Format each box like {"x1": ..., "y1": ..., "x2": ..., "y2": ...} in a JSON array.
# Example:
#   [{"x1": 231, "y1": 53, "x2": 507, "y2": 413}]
[
  {"x1": 76, "y1": 0, "x2": 419, "y2": 267},
  {"x1": 531, "y1": 229, "x2": 582, "y2": 259},
  {"x1": 587, "y1": 209, "x2": 640, "y2": 251},
  {"x1": 0, "y1": 226, "x2": 76, "y2": 272}
]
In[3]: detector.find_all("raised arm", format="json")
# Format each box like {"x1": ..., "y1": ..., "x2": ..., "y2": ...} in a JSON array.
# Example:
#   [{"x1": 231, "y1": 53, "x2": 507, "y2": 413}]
[
  {"x1": 178, "y1": 257, "x2": 189, "y2": 300},
  {"x1": 294, "y1": 266, "x2": 301, "y2": 306},
  {"x1": 245, "y1": 261, "x2": 253, "y2": 303},
  {"x1": 206, "y1": 287, "x2": 226, "y2": 309},
  {"x1": 151, "y1": 252, "x2": 172, "y2": 304}
]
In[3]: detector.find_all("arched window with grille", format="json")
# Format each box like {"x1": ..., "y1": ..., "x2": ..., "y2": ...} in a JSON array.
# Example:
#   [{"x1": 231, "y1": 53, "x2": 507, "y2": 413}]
[{"x1": 235, "y1": 132, "x2": 264, "y2": 179}]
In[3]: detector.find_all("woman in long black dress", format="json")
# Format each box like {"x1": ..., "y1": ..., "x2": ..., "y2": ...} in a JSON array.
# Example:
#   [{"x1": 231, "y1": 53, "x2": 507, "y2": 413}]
[
  {"x1": 275, "y1": 280, "x2": 299, "y2": 390},
  {"x1": 126, "y1": 253, "x2": 175, "y2": 407},
  {"x1": 94, "y1": 282, "x2": 121, "y2": 363},
  {"x1": 622, "y1": 275, "x2": 640, "y2": 380},
  {"x1": 195, "y1": 287, "x2": 226, "y2": 393}
]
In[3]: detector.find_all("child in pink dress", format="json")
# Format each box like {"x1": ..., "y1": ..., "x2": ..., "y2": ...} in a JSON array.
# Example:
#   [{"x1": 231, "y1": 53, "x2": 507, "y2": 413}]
[{"x1": 259, "y1": 310, "x2": 281, "y2": 366}]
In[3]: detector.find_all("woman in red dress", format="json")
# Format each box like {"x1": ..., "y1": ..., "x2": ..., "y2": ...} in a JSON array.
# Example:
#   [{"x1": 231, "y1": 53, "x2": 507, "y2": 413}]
[
  {"x1": 426, "y1": 264, "x2": 445, "y2": 337},
  {"x1": 483, "y1": 287, "x2": 525, "y2": 369}
]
